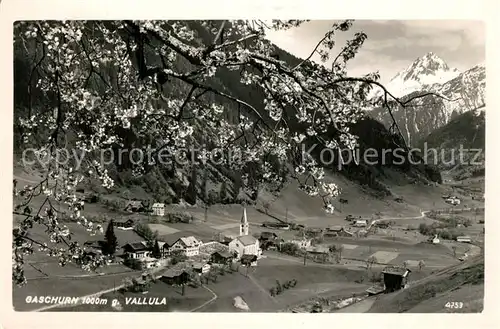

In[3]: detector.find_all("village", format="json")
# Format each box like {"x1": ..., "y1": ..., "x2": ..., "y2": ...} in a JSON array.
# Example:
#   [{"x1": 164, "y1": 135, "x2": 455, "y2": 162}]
[{"x1": 11, "y1": 174, "x2": 484, "y2": 313}]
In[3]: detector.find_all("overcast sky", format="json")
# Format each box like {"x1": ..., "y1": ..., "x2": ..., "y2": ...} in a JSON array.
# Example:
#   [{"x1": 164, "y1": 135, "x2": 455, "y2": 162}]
[{"x1": 265, "y1": 20, "x2": 485, "y2": 84}]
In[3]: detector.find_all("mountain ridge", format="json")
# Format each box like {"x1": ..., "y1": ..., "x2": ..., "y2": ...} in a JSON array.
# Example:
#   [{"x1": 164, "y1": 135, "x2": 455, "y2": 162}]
[
  {"x1": 377, "y1": 52, "x2": 461, "y2": 98},
  {"x1": 369, "y1": 54, "x2": 485, "y2": 147}
]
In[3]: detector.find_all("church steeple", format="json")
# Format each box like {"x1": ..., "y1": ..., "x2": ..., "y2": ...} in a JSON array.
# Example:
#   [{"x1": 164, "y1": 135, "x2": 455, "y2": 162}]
[{"x1": 240, "y1": 206, "x2": 249, "y2": 236}]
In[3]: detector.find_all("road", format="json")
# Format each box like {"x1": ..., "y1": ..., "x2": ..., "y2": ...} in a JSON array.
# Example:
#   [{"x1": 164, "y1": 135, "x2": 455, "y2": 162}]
[{"x1": 189, "y1": 285, "x2": 218, "y2": 312}]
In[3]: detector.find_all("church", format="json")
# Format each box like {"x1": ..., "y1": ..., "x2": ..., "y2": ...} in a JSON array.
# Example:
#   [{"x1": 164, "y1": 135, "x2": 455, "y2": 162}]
[{"x1": 228, "y1": 207, "x2": 262, "y2": 260}]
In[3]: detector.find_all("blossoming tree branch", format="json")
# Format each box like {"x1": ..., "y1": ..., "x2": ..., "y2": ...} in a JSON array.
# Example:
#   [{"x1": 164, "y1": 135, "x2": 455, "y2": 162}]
[{"x1": 12, "y1": 20, "x2": 448, "y2": 285}]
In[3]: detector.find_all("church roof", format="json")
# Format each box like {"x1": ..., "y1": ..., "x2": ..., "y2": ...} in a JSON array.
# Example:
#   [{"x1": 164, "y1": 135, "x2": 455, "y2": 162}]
[
  {"x1": 235, "y1": 235, "x2": 258, "y2": 246},
  {"x1": 241, "y1": 207, "x2": 248, "y2": 224}
]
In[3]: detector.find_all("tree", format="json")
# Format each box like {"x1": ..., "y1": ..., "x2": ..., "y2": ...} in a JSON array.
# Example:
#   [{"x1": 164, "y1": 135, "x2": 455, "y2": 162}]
[
  {"x1": 202, "y1": 167, "x2": 209, "y2": 221},
  {"x1": 262, "y1": 201, "x2": 271, "y2": 215},
  {"x1": 219, "y1": 181, "x2": 228, "y2": 203},
  {"x1": 170, "y1": 250, "x2": 188, "y2": 265},
  {"x1": 13, "y1": 20, "x2": 446, "y2": 285},
  {"x1": 152, "y1": 240, "x2": 162, "y2": 259},
  {"x1": 186, "y1": 166, "x2": 198, "y2": 205},
  {"x1": 366, "y1": 256, "x2": 377, "y2": 270},
  {"x1": 208, "y1": 267, "x2": 218, "y2": 283},
  {"x1": 336, "y1": 244, "x2": 344, "y2": 261},
  {"x1": 104, "y1": 220, "x2": 118, "y2": 256},
  {"x1": 241, "y1": 258, "x2": 253, "y2": 277},
  {"x1": 232, "y1": 177, "x2": 242, "y2": 203}
]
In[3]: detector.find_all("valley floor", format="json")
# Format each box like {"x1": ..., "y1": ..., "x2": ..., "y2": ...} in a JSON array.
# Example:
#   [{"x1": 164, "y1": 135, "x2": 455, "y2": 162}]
[{"x1": 12, "y1": 168, "x2": 485, "y2": 313}]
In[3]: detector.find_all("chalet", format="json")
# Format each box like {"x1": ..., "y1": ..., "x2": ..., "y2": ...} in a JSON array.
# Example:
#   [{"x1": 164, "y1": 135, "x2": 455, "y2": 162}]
[
  {"x1": 354, "y1": 219, "x2": 368, "y2": 228},
  {"x1": 382, "y1": 266, "x2": 411, "y2": 293},
  {"x1": 240, "y1": 254, "x2": 258, "y2": 266},
  {"x1": 373, "y1": 221, "x2": 390, "y2": 229},
  {"x1": 209, "y1": 251, "x2": 234, "y2": 265},
  {"x1": 129, "y1": 256, "x2": 160, "y2": 269},
  {"x1": 124, "y1": 200, "x2": 146, "y2": 213},
  {"x1": 163, "y1": 235, "x2": 202, "y2": 257},
  {"x1": 229, "y1": 235, "x2": 261, "y2": 259},
  {"x1": 152, "y1": 203, "x2": 165, "y2": 216},
  {"x1": 259, "y1": 231, "x2": 278, "y2": 242},
  {"x1": 305, "y1": 245, "x2": 329, "y2": 255},
  {"x1": 83, "y1": 240, "x2": 104, "y2": 252},
  {"x1": 115, "y1": 219, "x2": 135, "y2": 230},
  {"x1": 289, "y1": 238, "x2": 311, "y2": 249},
  {"x1": 260, "y1": 237, "x2": 284, "y2": 251},
  {"x1": 161, "y1": 269, "x2": 190, "y2": 285},
  {"x1": 325, "y1": 226, "x2": 353, "y2": 237},
  {"x1": 192, "y1": 262, "x2": 211, "y2": 275},
  {"x1": 345, "y1": 215, "x2": 355, "y2": 222},
  {"x1": 306, "y1": 227, "x2": 323, "y2": 234},
  {"x1": 456, "y1": 236, "x2": 472, "y2": 243},
  {"x1": 122, "y1": 242, "x2": 151, "y2": 259}
]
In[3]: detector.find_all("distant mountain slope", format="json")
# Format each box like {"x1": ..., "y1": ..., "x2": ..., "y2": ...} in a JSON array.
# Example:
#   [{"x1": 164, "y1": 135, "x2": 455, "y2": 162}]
[
  {"x1": 420, "y1": 107, "x2": 485, "y2": 180},
  {"x1": 370, "y1": 53, "x2": 485, "y2": 147},
  {"x1": 373, "y1": 52, "x2": 460, "y2": 98}
]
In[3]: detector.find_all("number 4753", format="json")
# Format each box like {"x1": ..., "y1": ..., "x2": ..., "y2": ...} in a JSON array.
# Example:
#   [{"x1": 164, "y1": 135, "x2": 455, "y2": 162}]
[{"x1": 445, "y1": 302, "x2": 464, "y2": 309}]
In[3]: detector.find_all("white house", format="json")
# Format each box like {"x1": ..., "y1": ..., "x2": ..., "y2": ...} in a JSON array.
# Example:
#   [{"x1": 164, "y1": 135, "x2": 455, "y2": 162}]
[
  {"x1": 152, "y1": 203, "x2": 165, "y2": 216},
  {"x1": 122, "y1": 242, "x2": 151, "y2": 259},
  {"x1": 456, "y1": 236, "x2": 472, "y2": 243},
  {"x1": 445, "y1": 197, "x2": 461, "y2": 205},
  {"x1": 289, "y1": 238, "x2": 312, "y2": 249},
  {"x1": 229, "y1": 235, "x2": 261, "y2": 259},
  {"x1": 164, "y1": 236, "x2": 202, "y2": 257},
  {"x1": 192, "y1": 262, "x2": 211, "y2": 275},
  {"x1": 354, "y1": 219, "x2": 367, "y2": 227}
]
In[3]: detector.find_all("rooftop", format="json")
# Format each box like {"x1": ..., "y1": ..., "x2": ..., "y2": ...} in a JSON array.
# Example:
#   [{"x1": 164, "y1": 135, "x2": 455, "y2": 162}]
[
  {"x1": 212, "y1": 250, "x2": 233, "y2": 258},
  {"x1": 382, "y1": 266, "x2": 410, "y2": 276},
  {"x1": 178, "y1": 236, "x2": 201, "y2": 247},
  {"x1": 162, "y1": 231, "x2": 203, "y2": 247},
  {"x1": 260, "y1": 231, "x2": 278, "y2": 238},
  {"x1": 240, "y1": 254, "x2": 258, "y2": 262},
  {"x1": 123, "y1": 241, "x2": 149, "y2": 251},
  {"x1": 366, "y1": 285, "x2": 385, "y2": 295},
  {"x1": 162, "y1": 268, "x2": 188, "y2": 278},
  {"x1": 235, "y1": 235, "x2": 258, "y2": 246},
  {"x1": 306, "y1": 246, "x2": 329, "y2": 254}
]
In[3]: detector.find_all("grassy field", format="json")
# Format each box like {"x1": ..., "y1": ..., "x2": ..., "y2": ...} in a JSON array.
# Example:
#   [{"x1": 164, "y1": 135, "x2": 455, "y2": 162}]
[
  {"x1": 200, "y1": 257, "x2": 372, "y2": 312},
  {"x1": 13, "y1": 272, "x2": 140, "y2": 311},
  {"x1": 55, "y1": 281, "x2": 214, "y2": 312},
  {"x1": 368, "y1": 256, "x2": 484, "y2": 313}
]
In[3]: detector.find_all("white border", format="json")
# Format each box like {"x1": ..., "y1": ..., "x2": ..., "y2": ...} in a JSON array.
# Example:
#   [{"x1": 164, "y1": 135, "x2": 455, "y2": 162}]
[{"x1": 1, "y1": 0, "x2": 498, "y2": 328}]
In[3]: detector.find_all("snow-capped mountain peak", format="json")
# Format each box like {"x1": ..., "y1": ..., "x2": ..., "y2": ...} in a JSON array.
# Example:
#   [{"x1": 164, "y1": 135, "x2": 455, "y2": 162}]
[{"x1": 378, "y1": 52, "x2": 461, "y2": 98}]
